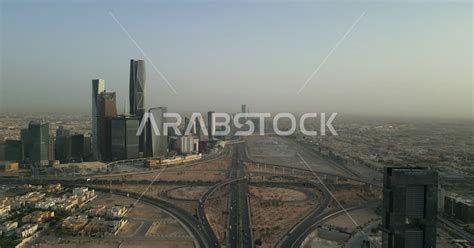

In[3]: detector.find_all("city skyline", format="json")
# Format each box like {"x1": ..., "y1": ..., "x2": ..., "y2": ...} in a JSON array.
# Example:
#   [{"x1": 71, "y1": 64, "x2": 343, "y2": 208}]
[
  {"x1": 0, "y1": 1, "x2": 473, "y2": 247},
  {"x1": 0, "y1": 1, "x2": 472, "y2": 119}
]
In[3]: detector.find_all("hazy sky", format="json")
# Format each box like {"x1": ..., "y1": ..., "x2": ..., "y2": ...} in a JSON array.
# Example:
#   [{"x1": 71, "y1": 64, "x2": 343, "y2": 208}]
[{"x1": 0, "y1": 0, "x2": 472, "y2": 119}]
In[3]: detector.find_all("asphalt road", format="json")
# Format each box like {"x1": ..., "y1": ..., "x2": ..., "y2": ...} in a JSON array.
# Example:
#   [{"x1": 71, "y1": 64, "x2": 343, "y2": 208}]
[
  {"x1": 275, "y1": 178, "x2": 331, "y2": 248},
  {"x1": 196, "y1": 177, "x2": 245, "y2": 248},
  {"x1": 438, "y1": 215, "x2": 474, "y2": 243},
  {"x1": 281, "y1": 202, "x2": 380, "y2": 248},
  {"x1": 227, "y1": 144, "x2": 253, "y2": 248},
  {"x1": 105, "y1": 189, "x2": 213, "y2": 248}
]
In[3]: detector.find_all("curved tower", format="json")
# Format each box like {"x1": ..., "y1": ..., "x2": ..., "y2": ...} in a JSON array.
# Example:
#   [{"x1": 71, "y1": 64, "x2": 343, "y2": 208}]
[{"x1": 129, "y1": 59, "x2": 146, "y2": 154}]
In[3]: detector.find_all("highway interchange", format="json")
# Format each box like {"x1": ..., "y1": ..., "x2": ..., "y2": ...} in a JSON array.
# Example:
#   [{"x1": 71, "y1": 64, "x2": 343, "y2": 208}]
[
  {"x1": 0, "y1": 138, "x2": 384, "y2": 248},
  {"x1": 2, "y1": 136, "x2": 471, "y2": 247}
]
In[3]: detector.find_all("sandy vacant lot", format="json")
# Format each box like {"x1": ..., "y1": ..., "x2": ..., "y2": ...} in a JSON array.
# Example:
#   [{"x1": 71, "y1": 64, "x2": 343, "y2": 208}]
[{"x1": 250, "y1": 186, "x2": 308, "y2": 202}]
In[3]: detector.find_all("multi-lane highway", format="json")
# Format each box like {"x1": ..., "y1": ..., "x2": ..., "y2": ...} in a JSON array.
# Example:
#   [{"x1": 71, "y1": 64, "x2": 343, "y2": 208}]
[
  {"x1": 438, "y1": 215, "x2": 474, "y2": 243},
  {"x1": 227, "y1": 144, "x2": 253, "y2": 248},
  {"x1": 196, "y1": 177, "x2": 246, "y2": 248}
]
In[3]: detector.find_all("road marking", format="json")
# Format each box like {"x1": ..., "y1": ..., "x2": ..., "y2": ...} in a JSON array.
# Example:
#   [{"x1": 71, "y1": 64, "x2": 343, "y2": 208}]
[{"x1": 296, "y1": 152, "x2": 375, "y2": 245}]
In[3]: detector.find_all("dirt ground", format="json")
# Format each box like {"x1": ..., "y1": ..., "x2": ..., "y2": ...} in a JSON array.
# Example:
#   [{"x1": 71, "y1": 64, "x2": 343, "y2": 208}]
[
  {"x1": 249, "y1": 186, "x2": 308, "y2": 202},
  {"x1": 204, "y1": 186, "x2": 229, "y2": 245},
  {"x1": 250, "y1": 198, "x2": 316, "y2": 247},
  {"x1": 32, "y1": 192, "x2": 194, "y2": 248}
]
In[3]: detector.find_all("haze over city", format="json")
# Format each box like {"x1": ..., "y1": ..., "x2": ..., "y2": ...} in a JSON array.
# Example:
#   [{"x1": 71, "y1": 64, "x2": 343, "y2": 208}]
[
  {"x1": 0, "y1": 1, "x2": 473, "y2": 248},
  {"x1": 1, "y1": 0, "x2": 472, "y2": 119}
]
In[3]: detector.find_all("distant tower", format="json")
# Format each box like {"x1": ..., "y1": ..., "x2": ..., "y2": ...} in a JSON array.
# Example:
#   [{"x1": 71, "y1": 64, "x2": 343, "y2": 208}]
[
  {"x1": 195, "y1": 118, "x2": 202, "y2": 140},
  {"x1": 208, "y1": 111, "x2": 215, "y2": 139},
  {"x1": 111, "y1": 115, "x2": 139, "y2": 160},
  {"x1": 91, "y1": 79, "x2": 105, "y2": 160},
  {"x1": 382, "y1": 167, "x2": 438, "y2": 248},
  {"x1": 98, "y1": 91, "x2": 117, "y2": 161},
  {"x1": 5, "y1": 139, "x2": 23, "y2": 162},
  {"x1": 184, "y1": 117, "x2": 196, "y2": 135},
  {"x1": 241, "y1": 104, "x2": 247, "y2": 113},
  {"x1": 129, "y1": 59, "x2": 146, "y2": 153},
  {"x1": 55, "y1": 126, "x2": 71, "y2": 163},
  {"x1": 27, "y1": 121, "x2": 49, "y2": 166},
  {"x1": 149, "y1": 107, "x2": 168, "y2": 157},
  {"x1": 0, "y1": 141, "x2": 6, "y2": 161}
]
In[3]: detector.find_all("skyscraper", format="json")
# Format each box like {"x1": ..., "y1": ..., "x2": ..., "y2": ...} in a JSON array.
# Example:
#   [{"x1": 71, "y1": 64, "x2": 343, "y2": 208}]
[
  {"x1": 208, "y1": 111, "x2": 215, "y2": 140},
  {"x1": 92, "y1": 79, "x2": 105, "y2": 160},
  {"x1": 382, "y1": 167, "x2": 438, "y2": 248},
  {"x1": 98, "y1": 91, "x2": 117, "y2": 161},
  {"x1": 27, "y1": 121, "x2": 49, "y2": 166},
  {"x1": 0, "y1": 141, "x2": 5, "y2": 161},
  {"x1": 111, "y1": 115, "x2": 139, "y2": 160},
  {"x1": 129, "y1": 59, "x2": 146, "y2": 153},
  {"x1": 48, "y1": 136, "x2": 55, "y2": 162},
  {"x1": 21, "y1": 128, "x2": 32, "y2": 161},
  {"x1": 55, "y1": 126, "x2": 71, "y2": 163},
  {"x1": 195, "y1": 118, "x2": 202, "y2": 140},
  {"x1": 149, "y1": 107, "x2": 168, "y2": 157},
  {"x1": 5, "y1": 139, "x2": 23, "y2": 162},
  {"x1": 184, "y1": 117, "x2": 196, "y2": 135},
  {"x1": 70, "y1": 134, "x2": 92, "y2": 162},
  {"x1": 241, "y1": 104, "x2": 247, "y2": 113}
]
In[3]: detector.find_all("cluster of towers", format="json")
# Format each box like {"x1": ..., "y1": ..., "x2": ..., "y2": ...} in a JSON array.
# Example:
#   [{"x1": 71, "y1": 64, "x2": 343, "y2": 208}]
[
  {"x1": 91, "y1": 59, "x2": 215, "y2": 162},
  {"x1": 91, "y1": 59, "x2": 148, "y2": 161}
]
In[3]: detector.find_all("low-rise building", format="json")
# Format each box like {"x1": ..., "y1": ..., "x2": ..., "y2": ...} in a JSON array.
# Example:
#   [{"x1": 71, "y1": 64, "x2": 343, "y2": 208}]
[
  {"x1": 176, "y1": 135, "x2": 198, "y2": 154},
  {"x1": 0, "y1": 221, "x2": 18, "y2": 233},
  {"x1": 45, "y1": 183, "x2": 62, "y2": 193},
  {"x1": 86, "y1": 205, "x2": 106, "y2": 217},
  {"x1": 0, "y1": 161, "x2": 19, "y2": 171},
  {"x1": 34, "y1": 197, "x2": 60, "y2": 210},
  {"x1": 53, "y1": 201, "x2": 76, "y2": 212},
  {"x1": 445, "y1": 194, "x2": 474, "y2": 223},
  {"x1": 83, "y1": 217, "x2": 127, "y2": 236},
  {"x1": 16, "y1": 223, "x2": 38, "y2": 238},
  {"x1": 0, "y1": 204, "x2": 11, "y2": 217},
  {"x1": 22, "y1": 211, "x2": 55, "y2": 224},
  {"x1": 106, "y1": 206, "x2": 128, "y2": 220},
  {"x1": 71, "y1": 187, "x2": 96, "y2": 205},
  {"x1": 61, "y1": 214, "x2": 88, "y2": 233},
  {"x1": 72, "y1": 187, "x2": 88, "y2": 196}
]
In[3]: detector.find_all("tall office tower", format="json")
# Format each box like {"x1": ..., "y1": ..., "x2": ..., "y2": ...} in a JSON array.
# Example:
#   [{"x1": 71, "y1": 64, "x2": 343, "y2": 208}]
[
  {"x1": 98, "y1": 91, "x2": 117, "y2": 161},
  {"x1": 111, "y1": 115, "x2": 139, "y2": 160},
  {"x1": 21, "y1": 128, "x2": 32, "y2": 161},
  {"x1": 55, "y1": 126, "x2": 71, "y2": 163},
  {"x1": 70, "y1": 134, "x2": 83, "y2": 162},
  {"x1": 28, "y1": 121, "x2": 49, "y2": 166},
  {"x1": 144, "y1": 120, "x2": 153, "y2": 158},
  {"x1": 382, "y1": 167, "x2": 438, "y2": 248},
  {"x1": 149, "y1": 107, "x2": 168, "y2": 157},
  {"x1": 92, "y1": 79, "x2": 105, "y2": 160},
  {"x1": 184, "y1": 117, "x2": 196, "y2": 135},
  {"x1": 0, "y1": 140, "x2": 5, "y2": 161},
  {"x1": 5, "y1": 140, "x2": 23, "y2": 162},
  {"x1": 83, "y1": 134, "x2": 92, "y2": 161},
  {"x1": 129, "y1": 59, "x2": 146, "y2": 153},
  {"x1": 195, "y1": 119, "x2": 202, "y2": 141},
  {"x1": 48, "y1": 136, "x2": 55, "y2": 161},
  {"x1": 241, "y1": 104, "x2": 247, "y2": 113},
  {"x1": 208, "y1": 111, "x2": 215, "y2": 140}
]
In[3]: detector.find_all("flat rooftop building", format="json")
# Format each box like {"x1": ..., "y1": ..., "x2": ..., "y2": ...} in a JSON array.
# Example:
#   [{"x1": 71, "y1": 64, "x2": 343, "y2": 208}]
[
  {"x1": 111, "y1": 115, "x2": 139, "y2": 160},
  {"x1": 382, "y1": 167, "x2": 438, "y2": 248}
]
